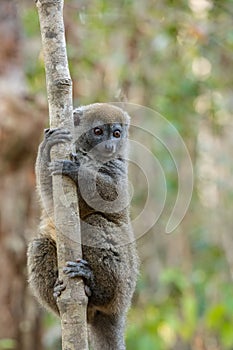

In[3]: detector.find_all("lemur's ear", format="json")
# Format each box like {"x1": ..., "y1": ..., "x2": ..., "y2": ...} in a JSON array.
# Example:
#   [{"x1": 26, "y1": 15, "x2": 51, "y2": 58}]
[{"x1": 73, "y1": 108, "x2": 83, "y2": 127}]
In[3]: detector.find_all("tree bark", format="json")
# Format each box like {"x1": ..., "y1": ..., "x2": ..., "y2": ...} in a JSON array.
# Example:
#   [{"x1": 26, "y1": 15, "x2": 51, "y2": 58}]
[{"x1": 35, "y1": 1, "x2": 88, "y2": 349}]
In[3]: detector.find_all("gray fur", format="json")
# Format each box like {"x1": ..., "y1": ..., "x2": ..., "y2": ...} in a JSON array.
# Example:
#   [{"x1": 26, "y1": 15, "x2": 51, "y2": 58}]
[{"x1": 27, "y1": 103, "x2": 138, "y2": 350}]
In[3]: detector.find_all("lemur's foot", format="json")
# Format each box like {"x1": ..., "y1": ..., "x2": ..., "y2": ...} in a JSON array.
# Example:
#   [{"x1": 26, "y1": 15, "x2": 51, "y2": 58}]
[{"x1": 63, "y1": 259, "x2": 93, "y2": 297}]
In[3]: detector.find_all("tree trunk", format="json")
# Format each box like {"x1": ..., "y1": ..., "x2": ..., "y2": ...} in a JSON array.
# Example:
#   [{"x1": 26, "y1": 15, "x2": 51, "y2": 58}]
[{"x1": 35, "y1": 0, "x2": 88, "y2": 349}]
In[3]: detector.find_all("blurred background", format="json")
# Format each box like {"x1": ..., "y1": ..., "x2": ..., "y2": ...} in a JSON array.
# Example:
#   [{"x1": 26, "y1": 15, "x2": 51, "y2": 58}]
[{"x1": 0, "y1": 0, "x2": 233, "y2": 349}]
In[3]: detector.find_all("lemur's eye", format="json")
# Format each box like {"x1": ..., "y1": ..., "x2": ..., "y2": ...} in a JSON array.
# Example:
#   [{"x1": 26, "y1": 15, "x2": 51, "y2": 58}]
[
  {"x1": 113, "y1": 130, "x2": 121, "y2": 138},
  {"x1": 94, "y1": 127, "x2": 103, "y2": 136}
]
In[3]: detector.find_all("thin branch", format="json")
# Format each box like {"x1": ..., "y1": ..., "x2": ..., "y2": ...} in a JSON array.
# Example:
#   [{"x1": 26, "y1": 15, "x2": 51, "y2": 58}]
[{"x1": 35, "y1": 0, "x2": 88, "y2": 349}]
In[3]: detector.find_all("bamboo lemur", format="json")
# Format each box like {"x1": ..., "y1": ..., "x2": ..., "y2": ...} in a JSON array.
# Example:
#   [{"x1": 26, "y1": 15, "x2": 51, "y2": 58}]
[{"x1": 27, "y1": 103, "x2": 138, "y2": 350}]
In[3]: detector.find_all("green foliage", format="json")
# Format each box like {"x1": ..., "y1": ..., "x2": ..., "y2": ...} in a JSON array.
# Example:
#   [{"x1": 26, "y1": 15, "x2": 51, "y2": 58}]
[
  {"x1": 21, "y1": 8, "x2": 40, "y2": 37},
  {"x1": 0, "y1": 339, "x2": 16, "y2": 350},
  {"x1": 206, "y1": 284, "x2": 233, "y2": 348},
  {"x1": 126, "y1": 242, "x2": 232, "y2": 349},
  {"x1": 25, "y1": 58, "x2": 46, "y2": 94},
  {"x1": 21, "y1": 7, "x2": 46, "y2": 93}
]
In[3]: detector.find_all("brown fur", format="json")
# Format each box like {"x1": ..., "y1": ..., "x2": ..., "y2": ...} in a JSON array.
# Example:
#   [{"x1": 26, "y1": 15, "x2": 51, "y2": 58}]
[{"x1": 27, "y1": 104, "x2": 138, "y2": 350}]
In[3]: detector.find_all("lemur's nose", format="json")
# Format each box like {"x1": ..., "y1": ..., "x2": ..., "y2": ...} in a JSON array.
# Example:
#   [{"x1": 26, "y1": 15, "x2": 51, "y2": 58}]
[{"x1": 105, "y1": 142, "x2": 116, "y2": 153}]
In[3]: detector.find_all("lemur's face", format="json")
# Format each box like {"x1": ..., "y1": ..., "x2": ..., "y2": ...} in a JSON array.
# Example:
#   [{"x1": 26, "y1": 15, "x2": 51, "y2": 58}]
[{"x1": 76, "y1": 121, "x2": 128, "y2": 159}]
